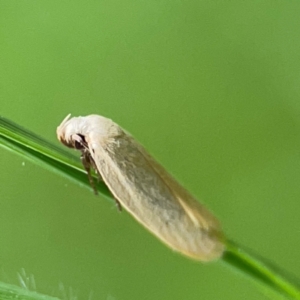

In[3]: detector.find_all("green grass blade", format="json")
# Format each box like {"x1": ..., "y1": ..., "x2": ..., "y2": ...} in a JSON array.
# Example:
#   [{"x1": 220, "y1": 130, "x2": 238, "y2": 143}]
[
  {"x1": 0, "y1": 116, "x2": 112, "y2": 199},
  {"x1": 223, "y1": 240, "x2": 300, "y2": 299},
  {"x1": 0, "y1": 116, "x2": 299, "y2": 299},
  {"x1": 0, "y1": 280, "x2": 59, "y2": 300}
]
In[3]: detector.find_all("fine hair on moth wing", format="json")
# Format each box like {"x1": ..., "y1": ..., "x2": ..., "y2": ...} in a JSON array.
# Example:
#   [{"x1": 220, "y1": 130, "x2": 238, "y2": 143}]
[{"x1": 57, "y1": 114, "x2": 225, "y2": 262}]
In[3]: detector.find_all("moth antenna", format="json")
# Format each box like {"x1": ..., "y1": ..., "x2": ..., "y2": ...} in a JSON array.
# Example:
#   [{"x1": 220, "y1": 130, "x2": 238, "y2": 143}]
[{"x1": 60, "y1": 113, "x2": 72, "y2": 127}]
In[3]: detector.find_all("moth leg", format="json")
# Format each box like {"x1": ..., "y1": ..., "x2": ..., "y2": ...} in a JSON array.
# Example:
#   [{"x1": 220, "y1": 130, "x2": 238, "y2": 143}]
[
  {"x1": 113, "y1": 197, "x2": 122, "y2": 211},
  {"x1": 81, "y1": 150, "x2": 121, "y2": 211},
  {"x1": 81, "y1": 152, "x2": 98, "y2": 195},
  {"x1": 93, "y1": 167, "x2": 104, "y2": 183}
]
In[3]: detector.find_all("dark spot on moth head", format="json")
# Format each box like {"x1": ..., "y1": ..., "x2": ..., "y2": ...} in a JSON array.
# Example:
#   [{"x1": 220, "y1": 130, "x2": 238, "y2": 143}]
[
  {"x1": 74, "y1": 140, "x2": 84, "y2": 150},
  {"x1": 73, "y1": 134, "x2": 88, "y2": 150}
]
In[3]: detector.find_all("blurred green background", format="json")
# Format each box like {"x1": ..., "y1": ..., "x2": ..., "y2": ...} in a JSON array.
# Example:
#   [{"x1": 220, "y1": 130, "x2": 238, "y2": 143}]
[{"x1": 1, "y1": 1, "x2": 300, "y2": 299}]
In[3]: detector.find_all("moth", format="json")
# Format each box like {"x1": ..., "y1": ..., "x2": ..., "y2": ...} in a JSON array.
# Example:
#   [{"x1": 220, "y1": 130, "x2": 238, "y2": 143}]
[{"x1": 57, "y1": 114, "x2": 225, "y2": 261}]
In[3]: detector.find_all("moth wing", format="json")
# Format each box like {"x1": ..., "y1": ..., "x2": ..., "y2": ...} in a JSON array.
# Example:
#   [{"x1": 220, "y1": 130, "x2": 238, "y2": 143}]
[
  {"x1": 91, "y1": 130, "x2": 224, "y2": 261},
  {"x1": 140, "y1": 144, "x2": 222, "y2": 231}
]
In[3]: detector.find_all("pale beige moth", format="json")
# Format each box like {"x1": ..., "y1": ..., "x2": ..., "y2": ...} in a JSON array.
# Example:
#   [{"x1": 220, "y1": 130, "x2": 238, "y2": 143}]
[{"x1": 57, "y1": 114, "x2": 225, "y2": 261}]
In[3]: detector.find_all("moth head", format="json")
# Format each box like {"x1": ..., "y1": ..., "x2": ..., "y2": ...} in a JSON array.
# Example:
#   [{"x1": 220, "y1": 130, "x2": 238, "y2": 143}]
[{"x1": 57, "y1": 114, "x2": 87, "y2": 150}]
